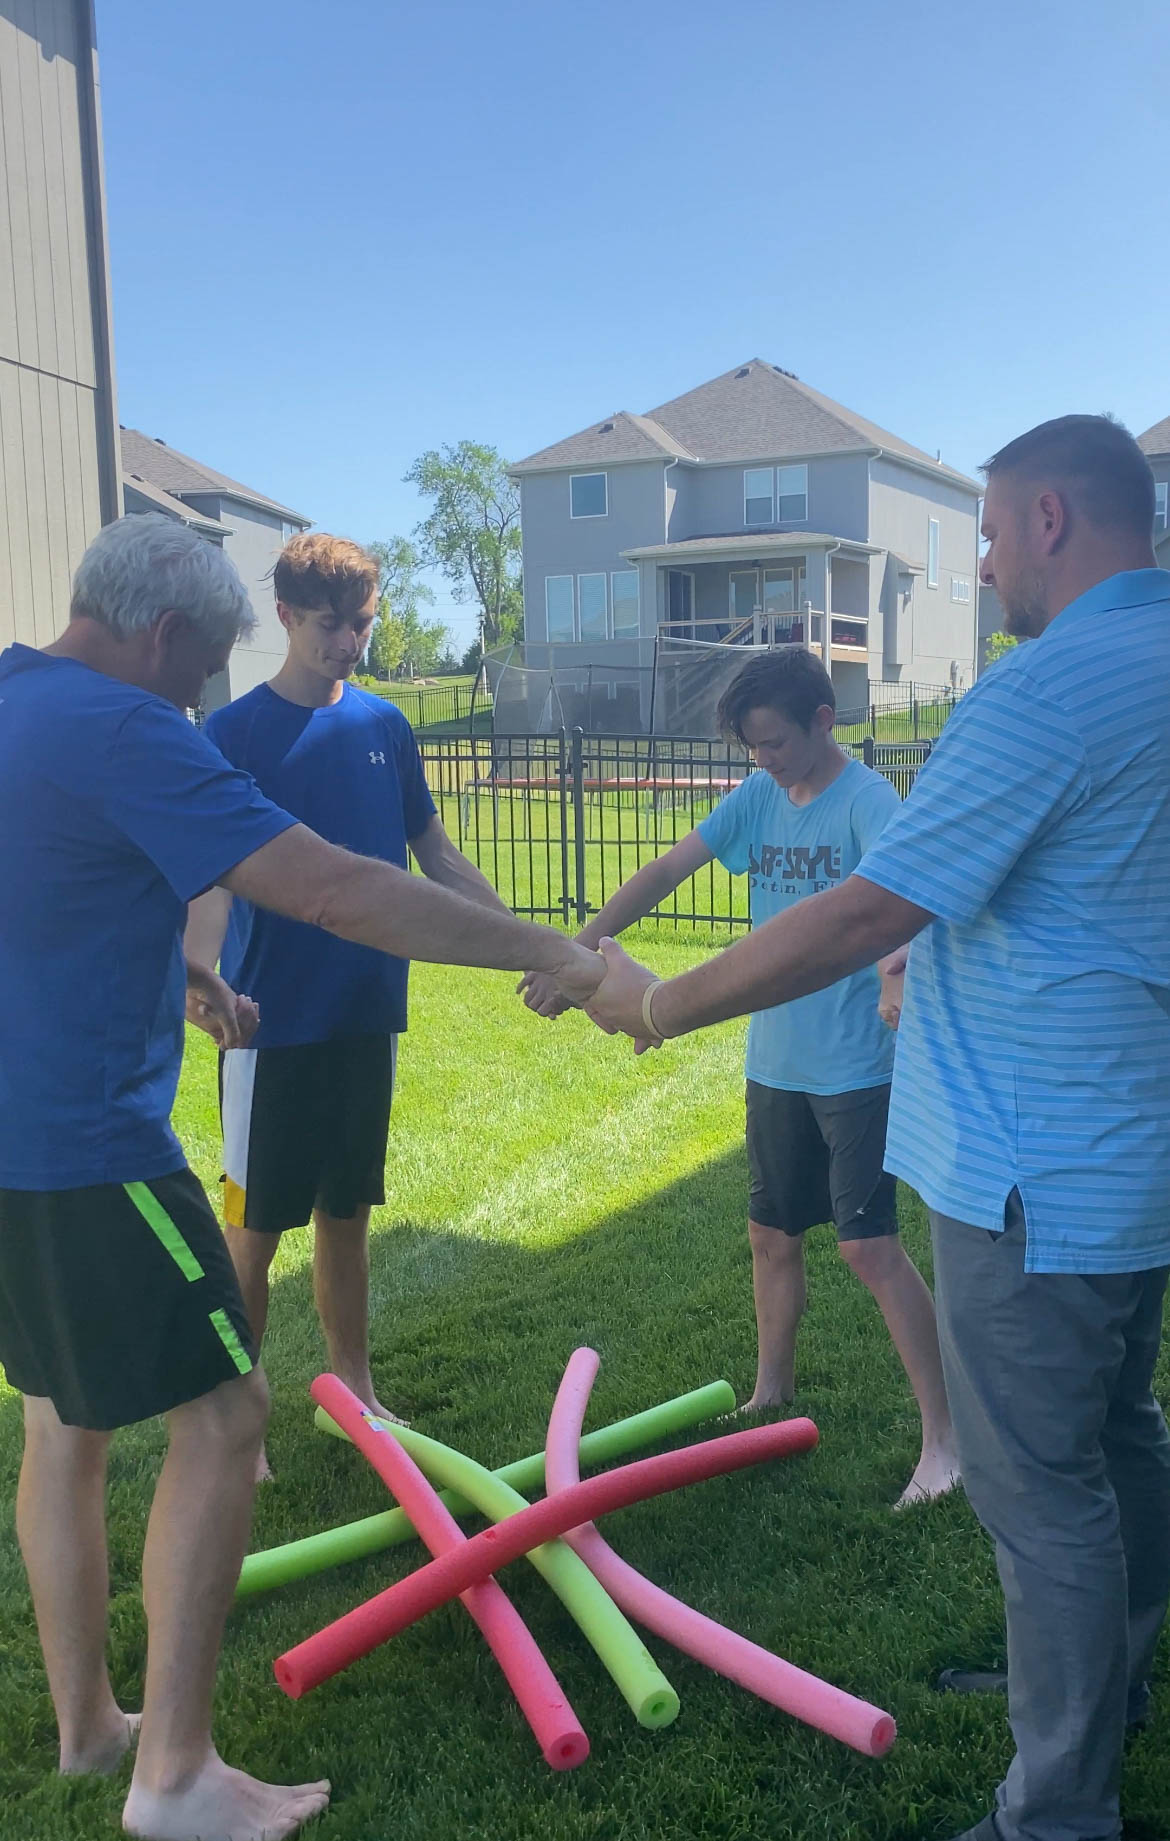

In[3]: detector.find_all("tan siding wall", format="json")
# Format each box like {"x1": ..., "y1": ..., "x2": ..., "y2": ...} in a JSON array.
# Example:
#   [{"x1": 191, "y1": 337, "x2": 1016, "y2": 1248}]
[{"x1": 0, "y1": 0, "x2": 118, "y2": 646}]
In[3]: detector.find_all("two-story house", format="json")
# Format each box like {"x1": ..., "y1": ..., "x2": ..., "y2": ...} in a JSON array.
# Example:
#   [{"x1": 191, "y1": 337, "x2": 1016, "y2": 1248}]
[
  {"x1": 510, "y1": 360, "x2": 982, "y2": 718},
  {"x1": 120, "y1": 427, "x2": 311, "y2": 708}
]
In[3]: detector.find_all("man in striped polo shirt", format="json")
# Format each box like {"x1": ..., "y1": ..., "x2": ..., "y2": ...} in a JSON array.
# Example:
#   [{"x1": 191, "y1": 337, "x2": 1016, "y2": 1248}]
[{"x1": 584, "y1": 416, "x2": 1170, "y2": 1841}]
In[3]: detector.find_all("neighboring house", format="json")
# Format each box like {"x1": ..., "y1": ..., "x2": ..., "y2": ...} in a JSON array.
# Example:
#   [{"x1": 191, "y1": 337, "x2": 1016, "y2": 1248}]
[
  {"x1": 120, "y1": 427, "x2": 310, "y2": 708},
  {"x1": 1138, "y1": 416, "x2": 1170, "y2": 571},
  {"x1": 0, "y1": 0, "x2": 121, "y2": 649},
  {"x1": 511, "y1": 359, "x2": 982, "y2": 717}
]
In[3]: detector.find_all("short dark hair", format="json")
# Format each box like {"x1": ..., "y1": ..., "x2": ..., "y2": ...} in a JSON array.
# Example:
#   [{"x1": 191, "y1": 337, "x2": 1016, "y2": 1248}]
[
  {"x1": 716, "y1": 647, "x2": 835, "y2": 743},
  {"x1": 983, "y1": 415, "x2": 1155, "y2": 539}
]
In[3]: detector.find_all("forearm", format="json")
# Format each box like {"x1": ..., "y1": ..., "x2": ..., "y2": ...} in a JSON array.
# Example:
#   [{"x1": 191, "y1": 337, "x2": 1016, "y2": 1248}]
[
  {"x1": 416, "y1": 845, "x2": 512, "y2": 916},
  {"x1": 184, "y1": 886, "x2": 232, "y2": 972},
  {"x1": 577, "y1": 858, "x2": 688, "y2": 949},
  {"x1": 652, "y1": 876, "x2": 930, "y2": 1038}
]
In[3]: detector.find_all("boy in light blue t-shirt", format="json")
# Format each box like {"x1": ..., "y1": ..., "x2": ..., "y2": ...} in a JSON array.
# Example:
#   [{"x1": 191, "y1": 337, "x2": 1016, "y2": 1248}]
[{"x1": 522, "y1": 648, "x2": 957, "y2": 1506}]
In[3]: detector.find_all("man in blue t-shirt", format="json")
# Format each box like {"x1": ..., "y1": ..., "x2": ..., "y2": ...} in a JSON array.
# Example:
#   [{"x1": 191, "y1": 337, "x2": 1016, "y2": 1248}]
[
  {"x1": 521, "y1": 648, "x2": 957, "y2": 1506},
  {"x1": 186, "y1": 535, "x2": 513, "y2": 1475},
  {"x1": 0, "y1": 515, "x2": 599, "y2": 1841}
]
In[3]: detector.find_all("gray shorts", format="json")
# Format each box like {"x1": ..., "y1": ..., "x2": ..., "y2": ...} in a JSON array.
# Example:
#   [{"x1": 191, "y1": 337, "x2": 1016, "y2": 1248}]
[{"x1": 745, "y1": 1080, "x2": 897, "y2": 1241}]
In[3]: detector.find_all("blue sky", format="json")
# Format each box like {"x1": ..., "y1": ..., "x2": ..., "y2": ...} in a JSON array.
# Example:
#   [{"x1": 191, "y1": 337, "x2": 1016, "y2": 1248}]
[{"x1": 97, "y1": 0, "x2": 1168, "y2": 648}]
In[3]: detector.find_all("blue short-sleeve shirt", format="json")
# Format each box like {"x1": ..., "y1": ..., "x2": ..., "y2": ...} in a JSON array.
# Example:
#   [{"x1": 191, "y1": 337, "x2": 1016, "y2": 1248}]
[
  {"x1": 204, "y1": 683, "x2": 437, "y2": 1047},
  {"x1": 699, "y1": 758, "x2": 900, "y2": 1093},
  {"x1": 0, "y1": 646, "x2": 296, "y2": 1190},
  {"x1": 857, "y1": 569, "x2": 1170, "y2": 1274}
]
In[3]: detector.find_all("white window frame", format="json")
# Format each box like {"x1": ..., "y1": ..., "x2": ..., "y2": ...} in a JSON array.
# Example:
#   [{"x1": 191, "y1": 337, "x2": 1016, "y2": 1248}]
[
  {"x1": 743, "y1": 467, "x2": 774, "y2": 527},
  {"x1": 927, "y1": 518, "x2": 940, "y2": 588},
  {"x1": 569, "y1": 472, "x2": 608, "y2": 519},
  {"x1": 776, "y1": 463, "x2": 808, "y2": 522},
  {"x1": 950, "y1": 577, "x2": 972, "y2": 604},
  {"x1": 611, "y1": 569, "x2": 640, "y2": 637},
  {"x1": 577, "y1": 572, "x2": 608, "y2": 641},
  {"x1": 1156, "y1": 481, "x2": 1168, "y2": 532},
  {"x1": 545, "y1": 574, "x2": 575, "y2": 644}
]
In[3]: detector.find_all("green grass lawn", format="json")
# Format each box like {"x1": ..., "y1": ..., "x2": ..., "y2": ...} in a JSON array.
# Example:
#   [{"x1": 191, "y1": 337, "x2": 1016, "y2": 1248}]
[{"x1": 1, "y1": 942, "x2": 1167, "y2": 1839}]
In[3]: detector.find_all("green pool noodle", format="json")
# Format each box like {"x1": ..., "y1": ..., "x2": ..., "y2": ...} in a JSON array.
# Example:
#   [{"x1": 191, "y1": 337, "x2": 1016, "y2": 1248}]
[
  {"x1": 236, "y1": 1379, "x2": 734, "y2": 1600},
  {"x1": 387, "y1": 1423, "x2": 679, "y2": 1729}
]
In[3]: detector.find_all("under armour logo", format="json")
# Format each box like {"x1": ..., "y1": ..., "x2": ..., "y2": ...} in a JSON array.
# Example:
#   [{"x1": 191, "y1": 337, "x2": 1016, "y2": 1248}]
[{"x1": 369, "y1": 751, "x2": 386, "y2": 764}]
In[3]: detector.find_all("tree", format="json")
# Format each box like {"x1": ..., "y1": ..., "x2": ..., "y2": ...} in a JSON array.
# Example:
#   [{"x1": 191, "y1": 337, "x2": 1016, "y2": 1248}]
[
  {"x1": 405, "y1": 441, "x2": 523, "y2": 653},
  {"x1": 366, "y1": 538, "x2": 452, "y2": 679},
  {"x1": 984, "y1": 631, "x2": 1019, "y2": 663}
]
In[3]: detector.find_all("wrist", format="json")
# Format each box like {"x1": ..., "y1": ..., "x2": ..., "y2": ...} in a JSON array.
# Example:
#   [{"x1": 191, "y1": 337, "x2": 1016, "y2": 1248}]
[{"x1": 642, "y1": 979, "x2": 663, "y2": 1037}]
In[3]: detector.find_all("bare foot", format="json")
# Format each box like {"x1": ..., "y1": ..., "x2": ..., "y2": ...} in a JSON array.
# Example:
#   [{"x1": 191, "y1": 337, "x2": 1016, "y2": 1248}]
[
  {"x1": 123, "y1": 1752, "x2": 330, "y2": 1841},
  {"x1": 61, "y1": 1710, "x2": 142, "y2": 1776},
  {"x1": 255, "y1": 1443, "x2": 275, "y2": 1485},
  {"x1": 727, "y1": 1390, "x2": 794, "y2": 1417},
  {"x1": 894, "y1": 1449, "x2": 962, "y2": 1510}
]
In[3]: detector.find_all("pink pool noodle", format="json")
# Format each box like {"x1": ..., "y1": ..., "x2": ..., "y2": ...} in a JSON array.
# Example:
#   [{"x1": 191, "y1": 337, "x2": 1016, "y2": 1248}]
[
  {"x1": 309, "y1": 1378, "x2": 588, "y2": 1769},
  {"x1": 275, "y1": 1417, "x2": 819, "y2": 1699},
  {"x1": 545, "y1": 1351, "x2": 895, "y2": 1757}
]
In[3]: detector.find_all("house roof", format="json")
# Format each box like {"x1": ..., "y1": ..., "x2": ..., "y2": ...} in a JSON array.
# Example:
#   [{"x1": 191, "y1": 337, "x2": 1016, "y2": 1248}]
[
  {"x1": 1138, "y1": 415, "x2": 1170, "y2": 458},
  {"x1": 119, "y1": 427, "x2": 310, "y2": 524},
  {"x1": 512, "y1": 359, "x2": 979, "y2": 491},
  {"x1": 122, "y1": 473, "x2": 228, "y2": 537}
]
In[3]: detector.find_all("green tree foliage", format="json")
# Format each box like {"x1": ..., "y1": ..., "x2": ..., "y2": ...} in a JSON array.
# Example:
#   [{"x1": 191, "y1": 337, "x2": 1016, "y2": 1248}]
[
  {"x1": 405, "y1": 441, "x2": 523, "y2": 652},
  {"x1": 984, "y1": 630, "x2": 1019, "y2": 662},
  {"x1": 366, "y1": 538, "x2": 452, "y2": 678}
]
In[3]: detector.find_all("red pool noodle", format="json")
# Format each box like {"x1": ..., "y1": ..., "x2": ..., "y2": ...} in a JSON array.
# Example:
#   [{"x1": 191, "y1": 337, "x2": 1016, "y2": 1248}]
[
  {"x1": 309, "y1": 1377, "x2": 588, "y2": 1769},
  {"x1": 276, "y1": 1416, "x2": 818, "y2": 1699},
  {"x1": 545, "y1": 1351, "x2": 895, "y2": 1758}
]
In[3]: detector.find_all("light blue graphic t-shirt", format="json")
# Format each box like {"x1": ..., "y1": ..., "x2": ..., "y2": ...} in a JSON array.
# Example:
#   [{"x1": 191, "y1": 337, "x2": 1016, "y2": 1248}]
[{"x1": 698, "y1": 757, "x2": 900, "y2": 1094}]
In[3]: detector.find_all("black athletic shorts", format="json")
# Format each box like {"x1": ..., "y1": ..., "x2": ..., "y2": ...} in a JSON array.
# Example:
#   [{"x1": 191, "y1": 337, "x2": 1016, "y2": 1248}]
[
  {"x1": 745, "y1": 1080, "x2": 898, "y2": 1241},
  {"x1": 0, "y1": 1169, "x2": 258, "y2": 1430},
  {"x1": 219, "y1": 1034, "x2": 397, "y2": 1236}
]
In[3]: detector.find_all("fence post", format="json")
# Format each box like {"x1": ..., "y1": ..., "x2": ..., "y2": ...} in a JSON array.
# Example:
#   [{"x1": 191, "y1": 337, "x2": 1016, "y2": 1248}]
[
  {"x1": 862, "y1": 735, "x2": 875, "y2": 769},
  {"x1": 571, "y1": 726, "x2": 588, "y2": 925},
  {"x1": 911, "y1": 691, "x2": 919, "y2": 738},
  {"x1": 558, "y1": 729, "x2": 571, "y2": 926}
]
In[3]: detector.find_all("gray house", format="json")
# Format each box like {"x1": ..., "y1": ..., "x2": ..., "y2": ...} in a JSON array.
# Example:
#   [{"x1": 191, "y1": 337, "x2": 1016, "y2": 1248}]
[
  {"x1": 511, "y1": 359, "x2": 982, "y2": 714},
  {"x1": 1, "y1": 0, "x2": 121, "y2": 650},
  {"x1": 1138, "y1": 416, "x2": 1170, "y2": 569},
  {"x1": 120, "y1": 428, "x2": 310, "y2": 708}
]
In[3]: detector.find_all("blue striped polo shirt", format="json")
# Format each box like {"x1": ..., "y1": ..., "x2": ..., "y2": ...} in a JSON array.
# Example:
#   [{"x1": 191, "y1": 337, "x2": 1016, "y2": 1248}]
[{"x1": 856, "y1": 568, "x2": 1170, "y2": 1274}]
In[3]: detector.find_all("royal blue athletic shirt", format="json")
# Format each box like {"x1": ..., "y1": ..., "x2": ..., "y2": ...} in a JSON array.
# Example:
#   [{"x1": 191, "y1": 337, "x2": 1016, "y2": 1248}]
[
  {"x1": 204, "y1": 682, "x2": 437, "y2": 1047},
  {"x1": 0, "y1": 645, "x2": 295, "y2": 1190},
  {"x1": 698, "y1": 758, "x2": 900, "y2": 1093}
]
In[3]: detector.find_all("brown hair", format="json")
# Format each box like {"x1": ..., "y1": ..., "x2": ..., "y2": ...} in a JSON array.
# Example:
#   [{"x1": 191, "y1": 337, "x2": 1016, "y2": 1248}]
[
  {"x1": 716, "y1": 646, "x2": 835, "y2": 742},
  {"x1": 984, "y1": 415, "x2": 1156, "y2": 539},
  {"x1": 273, "y1": 533, "x2": 379, "y2": 618}
]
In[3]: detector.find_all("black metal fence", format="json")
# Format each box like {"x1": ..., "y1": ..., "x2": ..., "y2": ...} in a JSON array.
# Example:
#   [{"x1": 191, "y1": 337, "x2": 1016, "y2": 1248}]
[
  {"x1": 362, "y1": 679, "x2": 481, "y2": 731},
  {"x1": 419, "y1": 729, "x2": 933, "y2": 932}
]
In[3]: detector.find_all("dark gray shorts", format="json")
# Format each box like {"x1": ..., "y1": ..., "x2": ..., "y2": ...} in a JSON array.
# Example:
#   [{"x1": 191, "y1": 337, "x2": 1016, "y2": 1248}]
[{"x1": 745, "y1": 1080, "x2": 897, "y2": 1241}]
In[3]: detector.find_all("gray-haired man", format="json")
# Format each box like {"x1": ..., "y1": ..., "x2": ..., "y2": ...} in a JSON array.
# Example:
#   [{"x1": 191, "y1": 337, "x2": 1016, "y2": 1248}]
[{"x1": 0, "y1": 514, "x2": 599, "y2": 1841}]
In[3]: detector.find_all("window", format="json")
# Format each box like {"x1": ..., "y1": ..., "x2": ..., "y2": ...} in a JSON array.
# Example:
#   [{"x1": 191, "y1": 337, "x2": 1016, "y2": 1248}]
[
  {"x1": 570, "y1": 472, "x2": 607, "y2": 518},
  {"x1": 927, "y1": 518, "x2": 940, "y2": 588},
  {"x1": 744, "y1": 468, "x2": 774, "y2": 525},
  {"x1": 545, "y1": 575, "x2": 574, "y2": 643},
  {"x1": 777, "y1": 464, "x2": 808, "y2": 521},
  {"x1": 1156, "y1": 481, "x2": 1168, "y2": 532},
  {"x1": 950, "y1": 577, "x2": 972, "y2": 604},
  {"x1": 578, "y1": 573, "x2": 608, "y2": 641},
  {"x1": 611, "y1": 570, "x2": 640, "y2": 637}
]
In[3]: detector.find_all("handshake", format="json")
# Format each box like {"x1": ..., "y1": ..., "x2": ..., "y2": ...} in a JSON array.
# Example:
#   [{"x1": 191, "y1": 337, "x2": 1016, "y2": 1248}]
[{"x1": 524, "y1": 938, "x2": 668, "y2": 1054}]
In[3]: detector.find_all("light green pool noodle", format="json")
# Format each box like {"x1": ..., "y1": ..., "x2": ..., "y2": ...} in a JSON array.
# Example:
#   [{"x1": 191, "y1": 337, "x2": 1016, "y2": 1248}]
[
  {"x1": 387, "y1": 1423, "x2": 679, "y2": 1728},
  {"x1": 236, "y1": 1379, "x2": 733, "y2": 1600}
]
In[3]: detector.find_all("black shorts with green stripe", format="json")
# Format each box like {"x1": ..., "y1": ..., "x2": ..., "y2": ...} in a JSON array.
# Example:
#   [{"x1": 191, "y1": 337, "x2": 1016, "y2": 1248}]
[{"x1": 0, "y1": 1168, "x2": 258, "y2": 1430}]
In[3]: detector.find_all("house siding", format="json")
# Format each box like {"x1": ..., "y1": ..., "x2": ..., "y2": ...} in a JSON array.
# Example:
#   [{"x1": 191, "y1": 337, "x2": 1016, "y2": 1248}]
[
  {"x1": 0, "y1": 0, "x2": 120, "y2": 647},
  {"x1": 677, "y1": 454, "x2": 870, "y2": 543},
  {"x1": 868, "y1": 458, "x2": 979, "y2": 688},
  {"x1": 521, "y1": 461, "x2": 666, "y2": 643}
]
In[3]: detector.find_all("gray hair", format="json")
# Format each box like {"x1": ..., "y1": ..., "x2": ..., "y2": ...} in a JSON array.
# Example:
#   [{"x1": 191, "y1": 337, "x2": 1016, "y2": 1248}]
[{"x1": 70, "y1": 513, "x2": 257, "y2": 647}]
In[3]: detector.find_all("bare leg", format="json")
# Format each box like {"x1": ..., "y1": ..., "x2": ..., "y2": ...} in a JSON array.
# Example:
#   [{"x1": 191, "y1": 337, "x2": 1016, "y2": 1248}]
[
  {"x1": 837, "y1": 1234, "x2": 960, "y2": 1505},
  {"x1": 312, "y1": 1206, "x2": 403, "y2": 1422},
  {"x1": 16, "y1": 1396, "x2": 138, "y2": 1774},
  {"x1": 223, "y1": 1223, "x2": 280, "y2": 1481},
  {"x1": 741, "y1": 1220, "x2": 807, "y2": 1410},
  {"x1": 122, "y1": 1367, "x2": 330, "y2": 1841}
]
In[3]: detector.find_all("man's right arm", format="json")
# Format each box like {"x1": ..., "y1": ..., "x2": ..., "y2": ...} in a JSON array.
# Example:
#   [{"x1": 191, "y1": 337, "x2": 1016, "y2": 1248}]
[
  {"x1": 518, "y1": 830, "x2": 715, "y2": 1017},
  {"x1": 220, "y1": 824, "x2": 602, "y2": 1004}
]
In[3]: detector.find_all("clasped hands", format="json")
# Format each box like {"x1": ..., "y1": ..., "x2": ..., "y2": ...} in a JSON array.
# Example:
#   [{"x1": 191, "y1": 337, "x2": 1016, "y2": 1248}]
[{"x1": 522, "y1": 939, "x2": 667, "y2": 1054}]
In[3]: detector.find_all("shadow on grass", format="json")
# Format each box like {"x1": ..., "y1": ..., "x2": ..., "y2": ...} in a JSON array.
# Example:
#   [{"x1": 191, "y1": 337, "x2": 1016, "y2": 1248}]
[{"x1": 1, "y1": 1155, "x2": 1168, "y2": 1839}]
